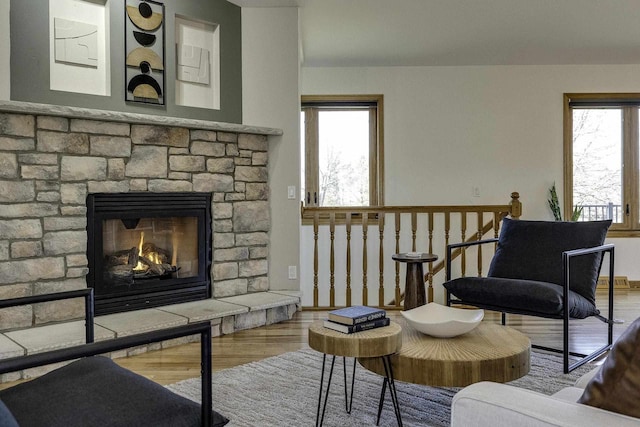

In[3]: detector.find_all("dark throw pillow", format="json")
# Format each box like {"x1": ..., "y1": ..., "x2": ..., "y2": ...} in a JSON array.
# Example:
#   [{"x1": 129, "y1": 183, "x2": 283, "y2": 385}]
[
  {"x1": 578, "y1": 316, "x2": 640, "y2": 418},
  {"x1": 487, "y1": 218, "x2": 611, "y2": 305}
]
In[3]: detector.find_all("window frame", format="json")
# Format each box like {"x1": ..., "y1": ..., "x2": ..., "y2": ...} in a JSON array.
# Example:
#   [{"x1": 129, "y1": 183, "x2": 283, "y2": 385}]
[
  {"x1": 301, "y1": 94, "x2": 385, "y2": 210},
  {"x1": 563, "y1": 93, "x2": 640, "y2": 236}
]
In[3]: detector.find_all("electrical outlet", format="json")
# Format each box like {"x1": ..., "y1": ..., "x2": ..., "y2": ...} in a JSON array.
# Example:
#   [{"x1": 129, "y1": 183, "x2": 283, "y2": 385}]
[
  {"x1": 472, "y1": 186, "x2": 481, "y2": 197},
  {"x1": 288, "y1": 265, "x2": 297, "y2": 280}
]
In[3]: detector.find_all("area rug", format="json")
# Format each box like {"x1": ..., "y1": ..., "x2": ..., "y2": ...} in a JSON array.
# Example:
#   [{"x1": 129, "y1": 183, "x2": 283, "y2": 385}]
[{"x1": 167, "y1": 348, "x2": 595, "y2": 427}]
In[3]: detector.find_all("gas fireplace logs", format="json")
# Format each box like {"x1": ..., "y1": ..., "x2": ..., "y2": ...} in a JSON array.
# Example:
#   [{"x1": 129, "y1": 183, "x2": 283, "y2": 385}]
[{"x1": 105, "y1": 242, "x2": 178, "y2": 286}]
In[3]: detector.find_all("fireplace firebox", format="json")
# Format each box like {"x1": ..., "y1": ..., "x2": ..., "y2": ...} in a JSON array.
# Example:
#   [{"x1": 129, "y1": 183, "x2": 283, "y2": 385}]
[{"x1": 86, "y1": 193, "x2": 212, "y2": 315}]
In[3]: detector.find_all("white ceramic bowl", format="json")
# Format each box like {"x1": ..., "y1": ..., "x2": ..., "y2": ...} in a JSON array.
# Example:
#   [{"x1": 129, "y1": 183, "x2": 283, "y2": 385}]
[{"x1": 400, "y1": 303, "x2": 484, "y2": 338}]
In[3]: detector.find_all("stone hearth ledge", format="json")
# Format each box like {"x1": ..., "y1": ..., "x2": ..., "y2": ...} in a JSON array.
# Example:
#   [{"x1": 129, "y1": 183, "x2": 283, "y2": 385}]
[
  {"x1": 0, "y1": 291, "x2": 300, "y2": 382},
  {"x1": 0, "y1": 100, "x2": 284, "y2": 136}
]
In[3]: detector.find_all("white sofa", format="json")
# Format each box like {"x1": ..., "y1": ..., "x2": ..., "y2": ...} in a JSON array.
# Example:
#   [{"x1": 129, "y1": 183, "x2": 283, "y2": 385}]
[{"x1": 451, "y1": 368, "x2": 640, "y2": 427}]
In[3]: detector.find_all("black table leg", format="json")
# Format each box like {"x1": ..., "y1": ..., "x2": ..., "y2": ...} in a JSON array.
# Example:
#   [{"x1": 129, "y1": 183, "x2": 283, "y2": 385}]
[
  {"x1": 316, "y1": 355, "x2": 357, "y2": 426},
  {"x1": 316, "y1": 354, "x2": 336, "y2": 427},
  {"x1": 376, "y1": 377, "x2": 387, "y2": 425},
  {"x1": 343, "y1": 357, "x2": 356, "y2": 413},
  {"x1": 376, "y1": 356, "x2": 403, "y2": 426}
]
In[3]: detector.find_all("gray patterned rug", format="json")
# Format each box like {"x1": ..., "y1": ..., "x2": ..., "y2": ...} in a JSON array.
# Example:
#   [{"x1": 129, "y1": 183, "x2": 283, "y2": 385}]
[{"x1": 167, "y1": 348, "x2": 595, "y2": 427}]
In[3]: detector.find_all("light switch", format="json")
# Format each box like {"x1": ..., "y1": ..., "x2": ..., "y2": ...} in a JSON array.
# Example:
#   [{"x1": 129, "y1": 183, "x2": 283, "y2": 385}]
[
  {"x1": 288, "y1": 265, "x2": 297, "y2": 279},
  {"x1": 287, "y1": 185, "x2": 296, "y2": 199}
]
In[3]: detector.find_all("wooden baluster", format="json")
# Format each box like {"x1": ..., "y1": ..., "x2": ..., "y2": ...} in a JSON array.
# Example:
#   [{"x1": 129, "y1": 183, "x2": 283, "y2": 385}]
[
  {"x1": 362, "y1": 212, "x2": 369, "y2": 306},
  {"x1": 313, "y1": 212, "x2": 319, "y2": 308},
  {"x1": 477, "y1": 212, "x2": 483, "y2": 277},
  {"x1": 378, "y1": 212, "x2": 385, "y2": 307},
  {"x1": 394, "y1": 212, "x2": 401, "y2": 307},
  {"x1": 461, "y1": 212, "x2": 467, "y2": 277},
  {"x1": 427, "y1": 212, "x2": 434, "y2": 303},
  {"x1": 346, "y1": 212, "x2": 352, "y2": 307},
  {"x1": 411, "y1": 212, "x2": 417, "y2": 251},
  {"x1": 444, "y1": 212, "x2": 451, "y2": 250},
  {"x1": 494, "y1": 212, "x2": 501, "y2": 251},
  {"x1": 444, "y1": 211, "x2": 451, "y2": 287},
  {"x1": 329, "y1": 212, "x2": 336, "y2": 308}
]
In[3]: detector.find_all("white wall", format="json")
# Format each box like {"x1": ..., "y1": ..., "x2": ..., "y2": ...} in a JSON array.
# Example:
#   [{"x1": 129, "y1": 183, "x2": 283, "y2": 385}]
[
  {"x1": 242, "y1": 7, "x2": 301, "y2": 291},
  {"x1": 301, "y1": 64, "x2": 640, "y2": 299},
  {"x1": 0, "y1": 0, "x2": 9, "y2": 100}
]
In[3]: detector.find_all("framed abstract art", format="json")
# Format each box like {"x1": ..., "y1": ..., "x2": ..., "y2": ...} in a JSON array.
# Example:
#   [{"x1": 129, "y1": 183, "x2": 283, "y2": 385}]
[{"x1": 125, "y1": 0, "x2": 165, "y2": 105}]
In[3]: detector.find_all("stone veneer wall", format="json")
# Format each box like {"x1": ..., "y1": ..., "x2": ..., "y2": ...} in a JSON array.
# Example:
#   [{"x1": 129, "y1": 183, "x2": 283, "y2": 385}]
[{"x1": 0, "y1": 103, "x2": 279, "y2": 332}]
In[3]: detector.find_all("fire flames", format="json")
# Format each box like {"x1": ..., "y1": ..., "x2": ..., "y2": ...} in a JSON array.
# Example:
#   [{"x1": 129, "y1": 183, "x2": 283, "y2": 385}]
[{"x1": 133, "y1": 232, "x2": 163, "y2": 271}]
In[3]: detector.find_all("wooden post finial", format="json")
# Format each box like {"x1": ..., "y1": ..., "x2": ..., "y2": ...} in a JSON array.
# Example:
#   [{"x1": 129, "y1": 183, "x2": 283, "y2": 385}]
[{"x1": 510, "y1": 192, "x2": 522, "y2": 219}]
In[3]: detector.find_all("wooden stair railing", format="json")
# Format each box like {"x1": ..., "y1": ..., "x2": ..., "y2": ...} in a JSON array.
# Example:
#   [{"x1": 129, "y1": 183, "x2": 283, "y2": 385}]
[
  {"x1": 389, "y1": 214, "x2": 505, "y2": 306},
  {"x1": 301, "y1": 192, "x2": 522, "y2": 310}
]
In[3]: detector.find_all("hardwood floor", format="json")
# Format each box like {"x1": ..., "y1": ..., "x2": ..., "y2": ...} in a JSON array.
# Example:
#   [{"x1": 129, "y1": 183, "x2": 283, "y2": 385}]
[
  {"x1": 115, "y1": 289, "x2": 640, "y2": 386},
  {"x1": 114, "y1": 309, "x2": 324, "y2": 385},
  {"x1": 0, "y1": 290, "x2": 637, "y2": 391}
]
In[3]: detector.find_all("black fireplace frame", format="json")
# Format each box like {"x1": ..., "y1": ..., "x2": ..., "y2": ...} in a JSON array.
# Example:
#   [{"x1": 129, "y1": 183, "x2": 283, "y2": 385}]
[{"x1": 86, "y1": 192, "x2": 212, "y2": 315}]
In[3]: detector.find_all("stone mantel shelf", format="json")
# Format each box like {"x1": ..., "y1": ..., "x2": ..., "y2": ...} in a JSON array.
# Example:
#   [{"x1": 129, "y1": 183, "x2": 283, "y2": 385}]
[{"x1": 0, "y1": 100, "x2": 284, "y2": 137}]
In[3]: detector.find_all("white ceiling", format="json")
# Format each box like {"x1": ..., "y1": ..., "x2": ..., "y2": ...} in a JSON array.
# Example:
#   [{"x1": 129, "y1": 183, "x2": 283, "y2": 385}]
[{"x1": 229, "y1": 0, "x2": 640, "y2": 67}]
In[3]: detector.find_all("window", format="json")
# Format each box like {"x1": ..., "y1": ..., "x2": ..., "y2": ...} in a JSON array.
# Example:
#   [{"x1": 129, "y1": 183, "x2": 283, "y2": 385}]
[
  {"x1": 564, "y1": 93, "x2": 640, "y2": 235},
  {"x1": 301, "y1": 95, "x2": 384, "y2": 208}
]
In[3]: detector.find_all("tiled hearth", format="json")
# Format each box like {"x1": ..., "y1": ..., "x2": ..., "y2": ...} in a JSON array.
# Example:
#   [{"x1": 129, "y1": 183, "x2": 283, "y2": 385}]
[
  {"x1": 0, "y1": 100, "x2": 299, "y2": 381},
  {"x1": 0, "y1": 291, "x2": 300, "y2": 381}
]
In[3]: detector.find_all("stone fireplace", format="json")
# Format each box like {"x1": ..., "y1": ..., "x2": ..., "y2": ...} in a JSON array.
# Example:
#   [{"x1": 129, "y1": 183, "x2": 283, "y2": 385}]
[{"x1": 0, "y1": 101, "x2": 281, "y2": 331}]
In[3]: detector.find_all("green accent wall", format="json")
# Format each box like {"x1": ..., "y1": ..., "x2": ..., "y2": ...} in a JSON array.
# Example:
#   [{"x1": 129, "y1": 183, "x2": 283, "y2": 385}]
[{"x1": 10, "y1": 0, "x2": 242, "y2": 123}]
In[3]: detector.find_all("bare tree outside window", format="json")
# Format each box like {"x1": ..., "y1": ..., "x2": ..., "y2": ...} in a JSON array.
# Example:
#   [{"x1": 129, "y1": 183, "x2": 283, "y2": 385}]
[
  {"x1": 572, "y1": 109, "x2": 622, "y2": 222},
  {"x1": 318, "y1": 110, "x2": 370, "y2": 206}
]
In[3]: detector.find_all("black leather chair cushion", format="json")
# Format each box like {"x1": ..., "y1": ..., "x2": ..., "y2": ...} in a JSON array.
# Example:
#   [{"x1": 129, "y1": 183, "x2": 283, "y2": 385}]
[
  {"x1": 0, "y1": 356, "x2": 229, "y2": 427},
  {"x1": 487, "y1": 218, "x2": 611, "y2": 305},
  {"x1": 444, "y1": 277, "x2": 599, "y2": 319}
]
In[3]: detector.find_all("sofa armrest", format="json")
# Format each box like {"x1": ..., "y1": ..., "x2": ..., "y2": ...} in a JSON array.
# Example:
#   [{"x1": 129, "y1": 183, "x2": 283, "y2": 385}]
[{"x1": 451, "y1": 382, "x2": 640, "y2": 427}]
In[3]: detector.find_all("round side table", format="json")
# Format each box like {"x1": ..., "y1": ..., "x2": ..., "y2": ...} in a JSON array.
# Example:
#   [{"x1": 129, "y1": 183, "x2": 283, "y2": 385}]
[
  {"x1": 392, "y1": 253, "x2": 438, "y2": 310},
  {"x1": 308, "y1": 320, "x2": 403, "y2": 426}
]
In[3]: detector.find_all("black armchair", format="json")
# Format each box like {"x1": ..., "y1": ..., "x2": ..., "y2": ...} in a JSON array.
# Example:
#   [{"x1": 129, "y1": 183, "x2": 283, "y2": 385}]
[
  {"x1": 0, "y1": 289, "x2": 228, "y2": 427},
  {"x1": 444, "y1": 218, "x2": 616, "y2": 373}
]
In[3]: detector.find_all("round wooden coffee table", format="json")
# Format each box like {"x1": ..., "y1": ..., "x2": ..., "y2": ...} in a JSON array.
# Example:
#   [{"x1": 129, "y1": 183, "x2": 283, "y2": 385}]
[
  {"x1": 308, "y1": 320, "x2": 403, "y2": 426},
  {"x1": 359, "y1": 320, "x2": 530, "y2": 387}
]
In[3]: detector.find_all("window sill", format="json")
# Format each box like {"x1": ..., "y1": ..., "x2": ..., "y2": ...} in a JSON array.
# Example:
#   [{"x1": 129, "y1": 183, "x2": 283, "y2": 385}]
[{"x1": 606, "y1": 229, "x2": 640, "y2": 238}]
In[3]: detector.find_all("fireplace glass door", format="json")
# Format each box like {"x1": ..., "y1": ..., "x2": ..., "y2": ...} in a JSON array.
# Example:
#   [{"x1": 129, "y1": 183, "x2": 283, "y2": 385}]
[{"x1": 87, "y1": 193, "x2": 211, "y2": 315}]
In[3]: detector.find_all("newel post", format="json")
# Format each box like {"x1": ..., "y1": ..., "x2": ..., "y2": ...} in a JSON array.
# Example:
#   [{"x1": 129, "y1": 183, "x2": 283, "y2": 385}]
[{"x1": 509, "y1": 192, "x2": 522, "y2": 219}]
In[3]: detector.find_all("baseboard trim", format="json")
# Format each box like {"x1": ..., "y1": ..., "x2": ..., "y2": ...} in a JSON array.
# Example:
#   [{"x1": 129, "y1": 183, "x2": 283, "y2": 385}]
[{"x1": 597, "y1": 275, "x2": 630, "y2": 289}]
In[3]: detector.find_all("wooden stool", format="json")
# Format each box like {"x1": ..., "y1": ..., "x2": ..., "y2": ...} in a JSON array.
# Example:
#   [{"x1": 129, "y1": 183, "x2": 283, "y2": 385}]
[{"x1": 308, "y1": 320, "x2": 403, "y2": 426}]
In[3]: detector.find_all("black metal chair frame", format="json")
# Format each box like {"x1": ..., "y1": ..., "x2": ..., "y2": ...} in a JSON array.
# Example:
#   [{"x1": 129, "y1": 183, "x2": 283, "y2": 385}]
[
  {"x1": 0, "y1": 289, "x2": 214, "y2": 427},
  {"x1": 445, "y1": 239, "x2": 616, "y2": 373}
]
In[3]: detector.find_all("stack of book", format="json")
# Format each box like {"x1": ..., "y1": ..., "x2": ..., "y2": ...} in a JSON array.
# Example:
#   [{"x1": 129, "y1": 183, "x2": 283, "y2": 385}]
[{"x1": 323, "y1": 305, "x2": 389, "y2": 334}]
